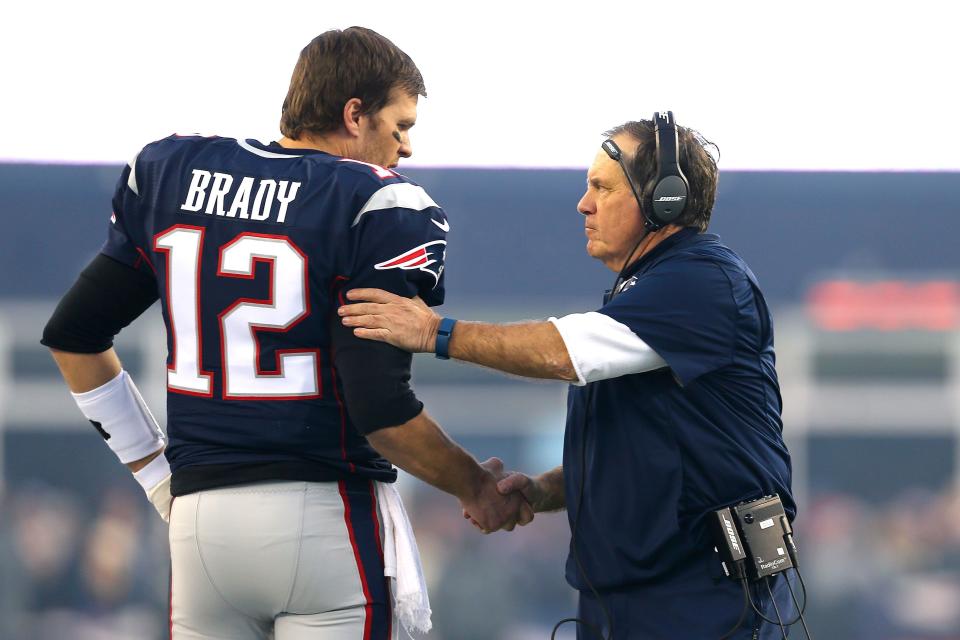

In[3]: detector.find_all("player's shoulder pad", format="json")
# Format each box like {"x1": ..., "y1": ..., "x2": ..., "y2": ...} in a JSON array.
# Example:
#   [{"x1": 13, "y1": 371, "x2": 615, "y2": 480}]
[
  {"x1": 125, "y1": 133, "x2": 227, "y2": 197},
  {"x1": 336, "y1": 163, "x2": 441, "y2": 229},
  {"x1": 141, "y1": 133, "x2": 226, "y2": 160}
]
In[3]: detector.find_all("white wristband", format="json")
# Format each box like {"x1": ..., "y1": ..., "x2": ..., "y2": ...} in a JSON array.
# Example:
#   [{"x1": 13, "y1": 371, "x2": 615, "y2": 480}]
[
  {"x1": 133, "y1": 453, "x2": 171, "y2": 492},
  {"x1": 71, "y1": 370, "x2": 166, "y2": 464}
]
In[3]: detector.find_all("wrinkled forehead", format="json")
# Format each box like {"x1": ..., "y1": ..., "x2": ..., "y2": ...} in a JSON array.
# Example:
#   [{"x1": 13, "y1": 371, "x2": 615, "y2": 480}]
[
  {"x1": 588, "y1": 133, "x2": 645, "y2": 182},
  {"x1": 587, "y1": 141, "x2": 624, "y2": 182}
]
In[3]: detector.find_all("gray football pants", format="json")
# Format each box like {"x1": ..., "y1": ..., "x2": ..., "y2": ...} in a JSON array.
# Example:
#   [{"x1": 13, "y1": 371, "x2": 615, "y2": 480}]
[{"x1": 169, "y1": 479, "x2": 398, "y2": 639}]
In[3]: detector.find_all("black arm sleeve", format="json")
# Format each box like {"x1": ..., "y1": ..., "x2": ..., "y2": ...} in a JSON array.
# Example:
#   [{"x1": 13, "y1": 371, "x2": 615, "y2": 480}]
[
  {"x1": 41, "y1": 253, "x2": 159, "y2": 353},
  {"x1": 330, "y1": 313, "x2": 423, "y2": 435}
]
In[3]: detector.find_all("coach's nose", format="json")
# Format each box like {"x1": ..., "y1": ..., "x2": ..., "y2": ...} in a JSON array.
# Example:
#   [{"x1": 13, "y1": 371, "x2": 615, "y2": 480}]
[{"x1": 577, "y1": 188, "x2": 595, "y2": 217}]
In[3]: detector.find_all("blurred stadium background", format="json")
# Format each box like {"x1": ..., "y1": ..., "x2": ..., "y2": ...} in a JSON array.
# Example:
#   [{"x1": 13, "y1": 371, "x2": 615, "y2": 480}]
[
  {"x1": 2, "y1": 2, "x2": 959, "y2": 638},
  {"x1": 3, "y1": 167, "x2": 959, "y2": 639}
]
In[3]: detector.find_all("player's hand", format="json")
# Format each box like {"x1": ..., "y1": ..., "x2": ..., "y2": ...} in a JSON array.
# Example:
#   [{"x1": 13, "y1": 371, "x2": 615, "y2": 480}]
[
  {"x1": 339, "y1": 289, "x2": 441, "y2": 353},
  {"x1": 130, "y1": 450, "x2": 173, "y2": 523},
  {"x1": 497, "y1": 471, "x2": 552, "y2": 514},
  {"x1": 146, "y1": 473, "x2": 173, "y2": 523},
  {"x1": 460, "y1": 458, "x2": 534, "y2": 533}
]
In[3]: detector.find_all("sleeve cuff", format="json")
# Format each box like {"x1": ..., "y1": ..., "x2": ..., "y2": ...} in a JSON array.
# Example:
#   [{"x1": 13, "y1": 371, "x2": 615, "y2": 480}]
[
  {"x1": 549, "y1": 312, "x2": 668, "y2": 384},
  {"x1": 548, "y1": 317, "x2": 587, "y2": 386}
]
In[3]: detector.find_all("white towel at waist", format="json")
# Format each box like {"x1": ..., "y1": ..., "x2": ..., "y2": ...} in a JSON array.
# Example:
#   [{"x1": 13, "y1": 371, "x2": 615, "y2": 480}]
[{"x1": 376, "y1": 480, "x2": 432, "y2": 635}]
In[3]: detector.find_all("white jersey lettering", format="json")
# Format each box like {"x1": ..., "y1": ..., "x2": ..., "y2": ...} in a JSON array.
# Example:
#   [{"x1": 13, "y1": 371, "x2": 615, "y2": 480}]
[
  {"x1": 178, "y1": 171, "x2": 301, "y2": 224},
  {"x1": 227, "y1": 176, "x2": 256, "y2": 219},
  {"x1": 180, "y1": 169, "x2": 212, "y2": 212},
  {"x1": 206, "y1": 172, "x2": 234, "y2": 216}
]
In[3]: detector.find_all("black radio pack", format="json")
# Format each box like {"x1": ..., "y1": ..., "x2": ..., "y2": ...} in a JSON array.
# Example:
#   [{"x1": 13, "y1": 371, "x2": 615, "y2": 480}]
[
  {"x1": 710, "y1": 495, "x2": 814, "y2": 638},
  {"x1": 711, "y1": 494, "x2": 797, "y2": 581}
]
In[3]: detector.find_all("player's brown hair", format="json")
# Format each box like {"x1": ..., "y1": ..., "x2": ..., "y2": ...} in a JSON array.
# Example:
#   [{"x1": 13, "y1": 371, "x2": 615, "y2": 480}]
[
  {"x1": 605, "y1": 120, "x2": 720, "y2": 232},
  {"x1": 280, "y1": 27, "x2": 426, "y2": 139}
]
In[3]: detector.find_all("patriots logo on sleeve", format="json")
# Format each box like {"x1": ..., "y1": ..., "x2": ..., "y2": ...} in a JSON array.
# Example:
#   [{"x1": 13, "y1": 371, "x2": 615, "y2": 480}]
[{"x1": 374, "y1": 240, "x2": 446, "y2": 287}]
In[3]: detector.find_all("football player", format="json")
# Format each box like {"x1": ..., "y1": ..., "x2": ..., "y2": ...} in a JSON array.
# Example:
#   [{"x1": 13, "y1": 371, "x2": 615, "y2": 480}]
[{"x1": 42, "y1": 26, "x2": 531, "y2": 640}]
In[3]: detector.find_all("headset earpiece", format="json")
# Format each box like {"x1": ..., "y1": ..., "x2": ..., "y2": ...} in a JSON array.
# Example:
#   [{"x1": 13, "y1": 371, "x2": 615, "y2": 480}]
[
  {"x1": 640, "y1": 177, "x2": 658, "y2": 230},
  {"x1": 647, "y1": 111, "x2": 690, "y2": 231}
]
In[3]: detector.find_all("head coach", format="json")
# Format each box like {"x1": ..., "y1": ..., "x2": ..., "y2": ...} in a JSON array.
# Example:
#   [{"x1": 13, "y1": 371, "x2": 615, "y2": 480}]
[{"x1": 339, "y1": 113, "x2": 798, "y2": 639}]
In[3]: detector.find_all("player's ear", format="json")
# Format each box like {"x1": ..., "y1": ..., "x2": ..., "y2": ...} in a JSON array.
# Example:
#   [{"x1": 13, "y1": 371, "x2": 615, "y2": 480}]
[{"x1": 342, "y1": 98, "x2": 363, "y2": 138}]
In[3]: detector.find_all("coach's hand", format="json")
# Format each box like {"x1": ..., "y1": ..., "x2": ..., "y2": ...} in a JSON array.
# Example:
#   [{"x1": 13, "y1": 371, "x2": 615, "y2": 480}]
[
  {"x1": 497, "y1": 467, "x2": 566, "y2": 514},
  {"x1": 340, "y1": 289, "x2": 440, "y2": 353},
  {"x1": 460, "y1": 458, "x2": 534, "y2": 533}
]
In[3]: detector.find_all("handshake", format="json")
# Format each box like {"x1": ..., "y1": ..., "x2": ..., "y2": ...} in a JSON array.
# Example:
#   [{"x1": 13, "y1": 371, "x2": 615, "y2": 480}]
[{"x1": 459, "y1": 458, "x2": 546, "y2": 534}]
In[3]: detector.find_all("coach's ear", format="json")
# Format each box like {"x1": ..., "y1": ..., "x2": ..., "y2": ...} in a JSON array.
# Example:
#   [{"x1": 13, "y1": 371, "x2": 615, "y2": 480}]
[{"x1": 343, "y1": 98, "x2": 363, "y2": 138}]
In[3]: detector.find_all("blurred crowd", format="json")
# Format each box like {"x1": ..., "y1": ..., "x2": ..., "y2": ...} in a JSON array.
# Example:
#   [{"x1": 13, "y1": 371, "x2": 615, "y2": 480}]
[
  {"x1": 3, "y1": 476, "x2": 960, "y2": 640},
  {"x1": 0, "y1": 484, "x2": 168, "y2": 639},
  {"x1": 800, "y1": 488, "x2": 960, "y2": 639}
]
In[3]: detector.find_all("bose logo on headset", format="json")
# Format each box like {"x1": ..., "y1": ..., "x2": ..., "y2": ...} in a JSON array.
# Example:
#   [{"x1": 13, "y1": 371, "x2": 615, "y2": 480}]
[{"x1": 602, "y1": 111, "x2": 690, "y2": 232}]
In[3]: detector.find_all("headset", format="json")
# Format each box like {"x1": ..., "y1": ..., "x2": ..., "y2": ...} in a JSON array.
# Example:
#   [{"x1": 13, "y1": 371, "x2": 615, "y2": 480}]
[
  {"x1": 601, "y1": 111, "x2": 691, "y2": 302},
  {"x1": 601, "y1": 111, "x2": 689, "y2": 231}
]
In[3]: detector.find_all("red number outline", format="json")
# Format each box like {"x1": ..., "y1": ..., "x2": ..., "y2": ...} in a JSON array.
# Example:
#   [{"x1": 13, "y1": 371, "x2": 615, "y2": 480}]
[
  {"x1": 216, "y1": 232, "x2": 322, "y2": 400},
  {"x1": 153, "y1": 224, "x2": 214, "y2": 398}
]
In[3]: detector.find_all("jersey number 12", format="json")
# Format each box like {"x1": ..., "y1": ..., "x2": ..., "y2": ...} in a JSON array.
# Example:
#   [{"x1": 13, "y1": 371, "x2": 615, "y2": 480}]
[{"x1": 154, "y1": 225, "x2": 320, "y2": 400}]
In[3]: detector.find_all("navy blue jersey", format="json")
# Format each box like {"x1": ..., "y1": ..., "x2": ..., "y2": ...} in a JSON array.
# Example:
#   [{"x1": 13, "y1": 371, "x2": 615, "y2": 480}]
[
  {"x1": 101, "y1": 135, "x2": 448, "y2": 492},
  {"x1": 563, "y1": 229, "x2": 794, "y2": 603}
]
